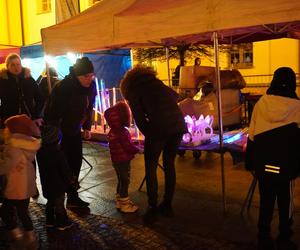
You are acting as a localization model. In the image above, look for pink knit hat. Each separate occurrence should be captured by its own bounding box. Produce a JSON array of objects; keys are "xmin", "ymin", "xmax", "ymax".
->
[{"xmin": 5, "ymin": 115, "xmax": 41, "ymax": 137}]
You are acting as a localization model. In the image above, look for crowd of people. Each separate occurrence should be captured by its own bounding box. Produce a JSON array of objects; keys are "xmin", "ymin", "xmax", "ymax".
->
[{"xmin": 1, "ymin": 52, "xmax": 300, "ymax": 250}]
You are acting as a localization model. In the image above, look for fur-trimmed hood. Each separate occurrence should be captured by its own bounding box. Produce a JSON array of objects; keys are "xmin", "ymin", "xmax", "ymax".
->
[
  {"xmin": 7, "ymin": 133, "xmax": 41, "ymax": 162},
  {"xmin": 0, "ymin": 67, "xmax": 32, "ymax": 80}
]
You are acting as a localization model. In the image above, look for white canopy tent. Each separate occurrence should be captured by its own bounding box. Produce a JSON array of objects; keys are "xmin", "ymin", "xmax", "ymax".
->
[
  {"xmin": 41, "ymin": 0, "xmax": 300, "ymax": 212},
  {"xmin": 42, "ymin": 0, "xmax": 300, "ymax": 55}
]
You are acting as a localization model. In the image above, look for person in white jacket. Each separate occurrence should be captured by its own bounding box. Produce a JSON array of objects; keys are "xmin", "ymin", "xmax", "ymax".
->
[
  {"xmin": 0, "ymin": 114, "xmax": 41, "ymax": 248},
  {"xmin": 246, "ymin": 67, "xmax": 300, "ymax": 250}
]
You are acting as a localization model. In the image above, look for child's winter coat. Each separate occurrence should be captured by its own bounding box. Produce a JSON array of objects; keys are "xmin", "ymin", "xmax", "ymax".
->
[
  {"xmin": 0, "ymin": 133, "xmax": 40, "ymax": 199},
  {"xmin": 104, "ymin": 102, "xmax": 139, "ymax": 164}
]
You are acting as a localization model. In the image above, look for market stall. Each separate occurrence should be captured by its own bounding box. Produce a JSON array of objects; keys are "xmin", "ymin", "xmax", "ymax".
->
[{"xmin": 41, "ymin": 0, "xmax": 300, "ymax": 211}]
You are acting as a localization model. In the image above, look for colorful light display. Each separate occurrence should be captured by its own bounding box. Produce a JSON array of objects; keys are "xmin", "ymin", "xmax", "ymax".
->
[{"xmin": 181, "ymin": 114, "xmax": 214, "ymax": 146}]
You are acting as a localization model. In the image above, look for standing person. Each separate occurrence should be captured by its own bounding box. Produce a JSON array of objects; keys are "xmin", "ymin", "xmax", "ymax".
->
[
  {"xmin": 0, "ymin": 53, "xmax": 43, "ymax": 201},
  {"xmin": 36, "ymin": 124, "xmax": 77, "ymax": 230},
  {"xmin": 172, "ymin": 59, "xmax": 185, "ymax": 87},
  {"xmin": 120, "ymin": 65, "xmax": 187, "ymax": 223},
  {"xmin": 245, "ymin": 67, "xmax": 300, "ymax": 250},
  {"xmin": 0, "ymin": 53, "xmax": 44, "ymax": 127},
  {"xmin": 38, "ymin": 67, "xmax": 60, "ymax": 106},
  {"xmin": 0, "ymin": 115, "xmax": 41, "ymax": 249},
  {"xmin": 44, "ymin": 57, "xmax": 96, "ymax": 208},
  {"xmin": 104, "ymin": 101, "xmax": 139, "ymax": 213}
]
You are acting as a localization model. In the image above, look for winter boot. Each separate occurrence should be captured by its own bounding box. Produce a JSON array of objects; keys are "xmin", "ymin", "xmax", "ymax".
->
[
  {"xmin": 24, "ymin": 230, "xmax": 39, "ymax": 250},
  {"xmin": 56, "ymin": 213, "xmax": 73, "ymax": 231},
  {"xmin": 119, "ymin": 197, "xmax": 138, "ymax": 213},
  {"xmin": 115, "ymin": 194, "xmax": 121, "ymax": 209}
]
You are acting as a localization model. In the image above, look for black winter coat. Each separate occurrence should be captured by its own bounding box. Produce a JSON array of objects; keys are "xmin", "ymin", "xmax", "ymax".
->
[
  {"xmin": 122, "ymin": 74, "xmax": 187, "ymax": 139},
  {"xmin": 245, "ymin": 123, "xmax": 300, "ymax": 180},
  {"xmin": 0, "ymin": 68, "xmax": 43, "ymax": 127},
  {"xmin": 44, "ymin": 71, "xmax": 96, "ymax": 136},
  {"xmin": 36, "ymin": 145, "xmax": 73, "ymax": 199}
]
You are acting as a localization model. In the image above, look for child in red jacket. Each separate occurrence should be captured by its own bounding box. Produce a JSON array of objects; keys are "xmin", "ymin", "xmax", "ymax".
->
[{"xmin": 104, "ymin": 101, "xmax": 139, "ymax": 213}]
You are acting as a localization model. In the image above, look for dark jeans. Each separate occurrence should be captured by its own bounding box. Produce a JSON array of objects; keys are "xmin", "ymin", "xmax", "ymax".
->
[
  {"xmin": 144, "ymin": 133, "xmax": 183, "ymax": 207},
  {"xmin": 46, "ymin": 194, "xmax": 68, "ymax": 222},
  {"xmin": 61, "ymin": 132, "xmax": 82, "ymax": 200},
  {"xmin": 1, "ymin": 198, "xmax": 33, "ymax": 231},
  {"xmin": 113, "ymin": 161, "xmax": 131, "ymax": 198},
  {"xmin": 258, "ymin": 176, "xmax": 294, "ymax": 239}
]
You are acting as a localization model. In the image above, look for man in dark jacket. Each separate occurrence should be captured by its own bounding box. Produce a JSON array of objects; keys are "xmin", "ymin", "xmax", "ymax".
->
[
  {"xmin": 120, "ymin": 65, "xmax": 187, "ymax": 223},
  {"xmin": 44, "ymin": 57, "xmax": 96, "ymax": 208},
  {"xmin": 245, "ymin": 67, "xmax": 300, "ymax": 250}
]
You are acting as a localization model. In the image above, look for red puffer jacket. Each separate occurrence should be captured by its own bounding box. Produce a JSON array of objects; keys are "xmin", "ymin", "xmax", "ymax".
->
[{"xmin": 104, "ymin": 102, "xmax": 139, "ymax": 164}]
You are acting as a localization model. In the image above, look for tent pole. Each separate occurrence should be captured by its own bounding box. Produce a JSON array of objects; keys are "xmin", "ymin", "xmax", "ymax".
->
[
  {"xmin": 165, "ymin": 47, "xmax": 171, "ymax": 87},
  {"xmin": 213, "ymin": 31, "xmax": 226, "ymax": 214}
]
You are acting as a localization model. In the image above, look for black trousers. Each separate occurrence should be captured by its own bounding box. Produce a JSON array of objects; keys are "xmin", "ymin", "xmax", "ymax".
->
[
  {"xmin": 113, "ymin": 161, "xmax": 131, "ymax": 198},
  {"xmin": 258, "ymin": 175, "xmax": 294, "ymax": 239},
  {"xmin": 61, "ymin": 132, "xmax": 82, "ymax": 199},
  {"xmin": 1, "ymin": 198, "xmax": 33, "ymax": 231},
  {"xmin": 144, "ymin": 134, "xmax": 182, "ymax": 207},
  {"xmin": 46, "ymin": 194, "xmax": 68, "ymax": 222}
]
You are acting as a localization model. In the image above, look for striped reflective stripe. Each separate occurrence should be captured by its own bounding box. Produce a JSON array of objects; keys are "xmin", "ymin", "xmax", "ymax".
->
[{"xmin": 264, "ymin": 165, "xmax": 280, "ymax": 174}]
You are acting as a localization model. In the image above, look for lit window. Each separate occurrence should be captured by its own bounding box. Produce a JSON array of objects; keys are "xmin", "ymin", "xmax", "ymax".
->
[
  {"xmin": 37, "ymin": 0, "xmax": 51, "ymax": 14},
  {"xmin": 230, "ymin": 43, "xmax": 253, "ymax": 69}
]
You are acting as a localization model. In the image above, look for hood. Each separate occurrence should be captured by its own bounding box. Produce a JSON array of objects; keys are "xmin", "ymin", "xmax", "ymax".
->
[
  {"xmin": 104, "ymin": 102, "xmax": 131, "ymax": 129},
  {"xmin": 249, "ymin": 94, "xmax": 300, "ymax": 139},
  {"xmin": 257, "ymin": 95, "xmax": 300, "ymax": 124},
  {"xmin": 8, "ymin": 133, "xmax": 41, "ymax": 151},
  {"xmin": 7, "ymin": 133, "xmax": 41, "ymax": 162},
  {"xmin": 0, "ymin": 67, "xmax": 32, "ymax": 80}
]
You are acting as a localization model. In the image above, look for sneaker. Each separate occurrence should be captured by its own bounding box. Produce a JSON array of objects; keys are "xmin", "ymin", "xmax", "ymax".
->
[
  {"xmin": 56, "ymin": 220, "xmax": 73, "ymax": 231},
  {"xmin": 158, "ymin": 202, "xmax": 174, "ymax": 217},
  {"xmin": 118, "ymin": 197, "xmax": 138, "ymax": 213},
  {"xmin": 67, "ymin": 197, "xmax": 89, "ymax": 208},
  {"xmin": 143, "ymin": 206, "xmax": 158, "ymax": 225}
]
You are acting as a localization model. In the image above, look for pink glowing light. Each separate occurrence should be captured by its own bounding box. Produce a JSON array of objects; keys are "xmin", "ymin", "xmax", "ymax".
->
[{"xmin": 181, "ymin": 114, "xmax": 214, "ymax": 146}]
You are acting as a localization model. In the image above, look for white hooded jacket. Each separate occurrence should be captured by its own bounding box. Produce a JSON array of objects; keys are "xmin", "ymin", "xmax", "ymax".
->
[
  {"xmin": 0, "ymin": 133, "xmax": 41, "ymax": 199},
  {"xmin": 248, "ymin": 95, "xmax": 300, "ymax": 141}
]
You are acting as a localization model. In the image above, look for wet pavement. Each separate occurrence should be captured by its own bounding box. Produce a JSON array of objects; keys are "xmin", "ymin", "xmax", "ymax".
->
[{"xmin": 1, "ymin": 141, "xmax": 300, "ymax": 249}]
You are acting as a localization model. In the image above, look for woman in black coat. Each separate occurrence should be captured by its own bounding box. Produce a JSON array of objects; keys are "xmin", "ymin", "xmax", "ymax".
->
[
  {"xmin": 120, "ymin": 65, "xmax": 187, "ymax": 223},
  {"xmin": 0, "ymin": 53, "xmax": 43, "ymax": 127}
]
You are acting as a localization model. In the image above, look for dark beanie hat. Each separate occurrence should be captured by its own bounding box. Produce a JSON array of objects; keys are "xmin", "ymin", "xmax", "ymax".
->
[
  {"xmin": 267, "ymin": 67, "xmax": 297, "ymax": 98},
  {"xmin": 73, "ymin": 57, "xmax": 94, "ymax": 76}
]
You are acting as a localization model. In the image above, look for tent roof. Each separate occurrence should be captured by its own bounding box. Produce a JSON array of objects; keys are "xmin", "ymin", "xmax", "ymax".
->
[{"xmin": 41, "ymin": 0, "xmax": 300, "ymax": 55}]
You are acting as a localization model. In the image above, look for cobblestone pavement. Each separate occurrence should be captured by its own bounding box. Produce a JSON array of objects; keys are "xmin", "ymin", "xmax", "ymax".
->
[
  {"xmin": 0, "ymin": 202, "xmax": 255, "ymax": 250},
  {"xmin": 1, "ymin": 141, "xmax": 299, "ymax": 249}
]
